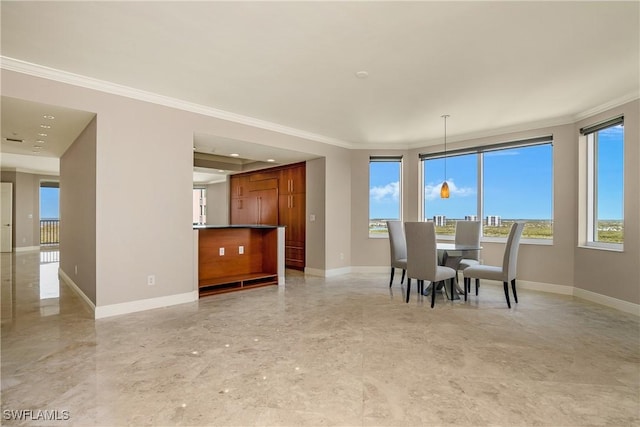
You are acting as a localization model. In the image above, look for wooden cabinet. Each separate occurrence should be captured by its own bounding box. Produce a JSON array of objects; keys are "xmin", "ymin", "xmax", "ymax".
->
[
  {"xmin": 279, "ymin": 165, "xmax": 305, "ymax": 195},
  {"xmin": 230, "ymin": 175, "xmax": 250, "ymax": 198},
  {"xmin": 230, "ymin": 178, "xmax": 278, "ymax": 226},
  {"xmin": 279, "ymin": 192, "xmax": 305, "ymax": 269},
  {"xmin": 229, "ymin": 162, "xmax": 306, "ymax": 270},
  {"xmin": 197, "ymin": 227, "xmax": 280, "ymax": 297}
]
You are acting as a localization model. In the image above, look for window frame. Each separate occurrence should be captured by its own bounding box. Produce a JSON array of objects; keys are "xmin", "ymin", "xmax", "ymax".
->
[
  {"xmin": 579, "ymin": 116, "xmax": 624, "ymax": 251},
  {"xmin": 420, "ymin": 136, "xmax": 554, "ymax": 243},
  {"xmin": 368, "ymin": 155, "xmax": 403, "ymax": 238},
  {"xmin": 193, "ymin": 187, "xmax": 207, "ymax": 225}
]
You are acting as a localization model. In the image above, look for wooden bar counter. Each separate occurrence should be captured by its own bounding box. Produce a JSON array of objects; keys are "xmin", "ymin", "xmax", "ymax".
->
[{"xmin": 194, "ymin": 225, "xmax": 285, "ymax": 297}]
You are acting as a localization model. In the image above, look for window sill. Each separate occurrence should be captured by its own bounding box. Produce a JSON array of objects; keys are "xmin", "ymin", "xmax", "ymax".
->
[{"xmin": 578, "ymin": 243, "xmax": 624, "ymax": 252}]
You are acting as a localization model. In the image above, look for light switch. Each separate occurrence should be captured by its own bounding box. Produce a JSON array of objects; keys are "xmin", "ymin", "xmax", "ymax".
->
[{"xmin": 310, "ymin": 214, "xmax": 316, "ymax": 222}]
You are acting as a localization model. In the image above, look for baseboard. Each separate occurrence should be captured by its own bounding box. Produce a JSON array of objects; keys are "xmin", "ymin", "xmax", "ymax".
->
[
  {"xmin": 573, "ymin": 288, "xmax": 640, "ymax": 316},
  {"xmin": 517, "ymin": 280, "xmax": 574, "ymax": 295},
  {"xmin": 14, "ymin": 246, "xmax": 40, "ymax": 252},
  {"xmin": 58, "ymin": 268, "xmax": 96, "ymax": 313},
  {"xmin": 94, "ymin": 291, "xmax": 199, "ymax": 319}
]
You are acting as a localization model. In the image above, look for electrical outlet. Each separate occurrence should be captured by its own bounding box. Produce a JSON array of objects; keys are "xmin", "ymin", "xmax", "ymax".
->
[
  {"xmin": 239, "ymin": 246, "xmax": 244, "ymax": 254},
  {"xmin": 219, "ymin": 247, "xmax": 225, "ymax": 256},
  {"xmin": 147, "ymin": 275, "xmax": 155, "ymax": 286}
]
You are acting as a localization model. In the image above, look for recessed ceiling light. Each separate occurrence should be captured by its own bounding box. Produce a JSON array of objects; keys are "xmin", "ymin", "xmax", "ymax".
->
[
  {"xmin": 267, "ymin": 159, "xmax": 275, "ymax": 162},
  {"xmin": 40, "ymin": 124, "xmax": 51, "ymax": 129},
  {"xmin": 230, "ymin": 153, "xmax": 240, "ymax": 157},
  {"xmin": 38, "ymin": 133, "xmax": 47, "ymax": 137},
  {"xmin": 355, "ymin": 71, "xmax": 369, "ymax": 79},
  {"xmin": 43, "ymin": 115, "xmax": 55, "ymax": 120},
  {"xmin": 218, "ymin": 170, "xmax": 225, "ymax": 173},
  {"xmin": 36, "ymin": 140, "xmax": 45, "ymax": 144}
]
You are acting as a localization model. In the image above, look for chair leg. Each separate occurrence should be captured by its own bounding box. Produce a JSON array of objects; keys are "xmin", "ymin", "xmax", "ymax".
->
[
  {"xmin": 464, "ymin": 277, "xmax": 468, "ymax": 301},
  {"xmin": 389, "ymin": 267, "xmax": 395, "ymax": 287},
  {"xmin": 450, "ymin": 278, "xmax": 454, "ymax": 302},
  {"xmin": 475, "ymin": 279, "xmax": 480, "ymax": 295},
  {"xmin": 503, "ymin": 282, "xmax": 511, "ymax": 308},
  {"xmin": 406, "ymin": 278, "xmax": 411, "ymax": 303},
  {"xmin": 431, "ymin": 280, "xmax": 436, "ymax": 308},
  {"xmin": 511, "ymin": 279, "xmax": 518, "ymax": 304},
  {"xmin": 400, "ymin": 269, "xmax": 406, "ymax": 285}
]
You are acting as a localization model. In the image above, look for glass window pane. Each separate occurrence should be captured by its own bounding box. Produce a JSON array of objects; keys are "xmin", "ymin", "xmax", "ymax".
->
[
  {"xmin": 594, "ymin": 125, "xmax": 624, "ymax": 243},
  {"xmin": 483, "ymin": 144, "xmax": 553, "ymax": 239},
  {"xmin": 423, "ymin": 153, "xmax": 477, "ymax": 236},
  {"xmin": 369, "ymin": 160, "xmax": 401, "ymax": 236}
]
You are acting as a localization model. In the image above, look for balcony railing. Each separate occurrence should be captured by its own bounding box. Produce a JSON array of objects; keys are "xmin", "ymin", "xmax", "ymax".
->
[{"xmin": 40, "ymin": 219, "xmax": 60, "ymax": 246}]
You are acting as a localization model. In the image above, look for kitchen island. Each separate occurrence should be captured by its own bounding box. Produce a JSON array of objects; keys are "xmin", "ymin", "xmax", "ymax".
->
[{"xmin": 194, "ymin": 225, "xmax": 285, "ymax": 297}]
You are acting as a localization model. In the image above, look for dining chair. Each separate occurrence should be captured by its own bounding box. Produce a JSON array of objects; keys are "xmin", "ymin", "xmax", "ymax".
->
[
  {"xmin": 462, "ymin": 222, "xmax": 525, "ymax": 308},
  {"xmin": 386, "ymin": 220, "xmax": 407, "ymax": 287},
  {"xmin": 454, "ymin": 220, "xmax": 481, "ymax": 291},
  {"xmin": 405, "ymin": 222, "xmax": 456, "ymax": 308}
]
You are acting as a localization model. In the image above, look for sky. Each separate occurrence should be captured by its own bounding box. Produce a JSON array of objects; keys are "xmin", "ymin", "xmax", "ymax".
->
[
  {"xmin": 40, "ymin": 187, "xmax": 59, "ymax": 219},
  {"xmin": 369, "ymin": 126, "xmax": 624, "ymax": 221}
]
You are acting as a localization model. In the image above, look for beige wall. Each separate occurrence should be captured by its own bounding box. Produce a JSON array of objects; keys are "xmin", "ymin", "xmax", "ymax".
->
[
  {"xmin": 574, "ymin": 100, "xmax": 639, "ymax": 304},
  {"xmin": 3, "ymin": 68, "xmax": 637, "ymax": 309},
  {"xmin": 205, "ymin": 182, "xmax": 229, "ymax": 225},
  {"xmin": 2, "ymin": 69, "xmax": 348, "ymax": 309},
  {"xmin": 306, "ymin": 157, "xmax": 326, "ymax": 271},
  {"xmin": 60, "ymin": 117, "xmax": 97, "ymax": 304}
]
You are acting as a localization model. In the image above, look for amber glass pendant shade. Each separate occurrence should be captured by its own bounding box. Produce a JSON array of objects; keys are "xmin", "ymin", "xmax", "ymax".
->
[{"xmin": 440, "ymin": 181, "xmax": 450, "ymax": 198}]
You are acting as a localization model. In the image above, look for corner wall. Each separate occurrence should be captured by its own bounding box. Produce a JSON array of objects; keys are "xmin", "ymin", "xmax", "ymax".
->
[{"xmin": 60, "ymin": 116, "xmax": 97, "ymax": 304}]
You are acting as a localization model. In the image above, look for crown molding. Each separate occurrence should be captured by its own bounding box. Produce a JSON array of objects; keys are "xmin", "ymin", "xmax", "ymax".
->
[
  {"xmin": 0, "ymin": 56, "xmax": 356, "ymax": 150},
  {"xmin": 573, "ymin": 92, "xmax": 640, "ymax": 122}
]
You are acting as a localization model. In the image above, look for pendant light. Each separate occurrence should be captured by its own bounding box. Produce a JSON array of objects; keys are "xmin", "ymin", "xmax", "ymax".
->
[{"xmin": 440, "ymin": 114, "xmax": 450, "ymax": 199}]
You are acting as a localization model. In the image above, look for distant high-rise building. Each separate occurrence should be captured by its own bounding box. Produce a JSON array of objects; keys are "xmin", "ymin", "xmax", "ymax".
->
[
  {"xmin": 486, "ymin": 215, "xmax": 501, "ymax": 226},
  {"xmin": 433, "ymin": 215, "xmax": 446, "ymax": 226},
  {"xmin": 464, "ymin": 215, "xmax": 478, "ymax": 221}
]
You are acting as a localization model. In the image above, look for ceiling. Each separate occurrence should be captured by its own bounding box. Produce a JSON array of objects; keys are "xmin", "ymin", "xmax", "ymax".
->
[{"xmin": 1, "ymin": 1, "xmax": 638, "ymax": 176}]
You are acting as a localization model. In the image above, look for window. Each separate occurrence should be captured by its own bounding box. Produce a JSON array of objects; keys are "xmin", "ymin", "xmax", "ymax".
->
[
  {"xmin": 193, "ymin": 188, "xmax": 206, "ymax": 224},
  {"xmin": 423, "ymin": 153, "xmax": 477, "ymax": 236},
  {"xmin": 483, "ymin": 144, "xmax": 553, "ymax": 239},
  {"xmin": 369, "ymin": 156, "xmax": 402, "ymax": 237},
  {"xmin": 421, "ymin": 137, "xmax": 553, "ymax": 240},
  {"xmin": 581, "ymin": 117, "xmax": 624, "ymax": 247}
]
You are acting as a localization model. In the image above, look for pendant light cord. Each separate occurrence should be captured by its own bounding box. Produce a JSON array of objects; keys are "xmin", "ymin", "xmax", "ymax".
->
[{"xmin": 442, "ymin": 114, "xmax": 449, "ymax": 181}]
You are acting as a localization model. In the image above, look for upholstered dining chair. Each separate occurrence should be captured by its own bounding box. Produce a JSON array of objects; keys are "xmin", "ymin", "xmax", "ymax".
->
[
  {"xmin": 386, "ymin": 220, "xmax": 407, "ymax": 287},
  {"xmin": 454, "ymin": 220, "xmax": 481, "ymax": 290},
  {"xmin": 463, "ymin": 222, "xmax": 525, "ymax": 308},
  {"xmin": 405, "ymin": 222, "xmax": 457, "ymax": 308}
]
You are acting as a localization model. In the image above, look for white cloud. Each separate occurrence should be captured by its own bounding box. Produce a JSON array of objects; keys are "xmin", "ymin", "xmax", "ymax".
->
[
  {"xmin": 424, "ymin": 179, "xmax": 475, "ymax": 201},
  {"xmin": 370, "ymin": 181, "xmax": 399, "ymax": 202}
]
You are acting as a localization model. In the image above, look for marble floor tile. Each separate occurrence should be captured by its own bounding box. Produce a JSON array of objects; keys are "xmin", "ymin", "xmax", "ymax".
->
[{"xmin": 1, "ymin": 250, "xmax": 639, "ymax": 426}]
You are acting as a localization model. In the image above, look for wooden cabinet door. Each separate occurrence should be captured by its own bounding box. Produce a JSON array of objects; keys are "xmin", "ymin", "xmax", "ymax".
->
[
  {"xmin": 230, "ymin": 197, "xmax": 256, "ymax": 225},
  {"xmin": 252, "ymin": 188, "xmax": 278, "ymax": 225},
  {"xmin": 279, "ymin": 164, "xmax": 305, "ymax": 194},
  {"xmin": 279, "ymin": 193, "xmax": 305, "ymax": 269},
  {"xmin": 230, "ymin": 175, "xmax": 250, "ymax": 198}
]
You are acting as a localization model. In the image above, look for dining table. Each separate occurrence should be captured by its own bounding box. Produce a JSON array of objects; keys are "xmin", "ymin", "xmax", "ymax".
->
[{"xmin": 421, "ymin": 243, "xmax": 482, "ymax": 300}]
